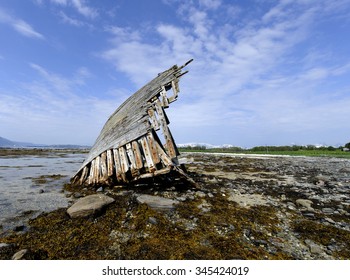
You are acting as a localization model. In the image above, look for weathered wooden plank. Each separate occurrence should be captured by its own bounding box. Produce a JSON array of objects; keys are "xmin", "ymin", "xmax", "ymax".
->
[
  {"xmin": 100, "ymin": 151, "xmax": 108, "ymax": 180},
  {"xmin": 160, "ymin": 86, "xmax": 169, "ymax": 108},
  {"xmin": 113, "ymin": 149, "xmax": 124, "ymax": 182},
  {"xmin": 140, "ymin": 136, "xmax": 156, "ymax": 172},
  {"xmin": 126, "ymin": 143, "xmax": 139, "ymax": 176},
  {"xmin": 106, "ymin": 149, "xmax": 114, "ymax": 177},
  {"xmin": 154, "ymin": 100, "xmax": 177, "ymax": 159},
  {"xmin": 87, "ymin": 160, "xmax": 95, "ymax": 185},
  {"xmin": 134, "ymin": 166, "xmax": 172, "ymax": 180},
  {"xmin": 79, "ymin": 166, "xmax": 89, "ymax": 185},
  {"xmin": 118, "ymin": 146, "xmax": 129, "ymax": 174},
  {"xmin": 147, "ymin": 107, "xmax": 160, "ymax": 130},
  {"xmin": 93, "ymin": 156, "xmax": 100, "ymax": 184},
  {"xmin": 155, "ymin": 140, "xmax": 173, "ymax": 166},
  {"xmin": 147, "ymin": 131, "xmax": 160, "ymax": 165},
  {"xmin": 132, "ymin": 140, "xmax": 143, "ymax": 169}
]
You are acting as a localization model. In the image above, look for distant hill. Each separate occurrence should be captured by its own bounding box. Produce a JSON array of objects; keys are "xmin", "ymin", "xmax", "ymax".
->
[
  {"xmin": 0, "ymin": 136, "xmax": 37, "ymax": 148},
  {"xmin": 0, "ymin": 136, "xmax": 90, "ymax": 149}
]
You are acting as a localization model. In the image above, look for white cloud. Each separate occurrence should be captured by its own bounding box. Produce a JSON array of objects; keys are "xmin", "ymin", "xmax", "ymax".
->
[
  {"xmin": 48, "ymin": 0, "xmax": 98, "ymax": 18},
  {"xmin": 0, "ymin": 8, "xmax": 44, "ymax": 39},
  {"xmin": 99, "ymin": 0, "xmax": 350, "ymax": 146},
  {"xmin": 0, "ymin": 63, "xmax": 120, "ymax": 145}
]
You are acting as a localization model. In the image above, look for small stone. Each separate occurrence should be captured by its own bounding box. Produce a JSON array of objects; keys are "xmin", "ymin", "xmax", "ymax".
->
[
  {"xmin": 148, "ymin": 217, "xmax": 158, "ymax": 225},
  {"xmin": 39, "ymin": 189, "xmax": 44, "ymax": 194},
  {"xmin": 305, "ymin": 239, "xmax": 324, "ymax": 255},
  {"xmin": 296, "ymin": 199, "xmax": 313, "ymax": 210},
  {"xmin": 322, "ymin": 208, "xmax": 334, "ymax": 214},
  {"xmin": 136, "ymin": 194, "xmax": 178, "ymax": 211},
  {"xmin": 12, "ymin": 249, "xmax": 28, "ymax": 260},
  {"xmin": 196, "ymin": 191, "xmax": 206, "ymax": 198},
  {"xmin": 96, "ymin": 187, "xmax": 103, "ymax": 192},
  {"xmin": 324, "ymin": 217, "xmax": 335, "ymax": 224},
  {"xmin": 73, "ymin": 192, "xmax": 84, "ymax": 198}
]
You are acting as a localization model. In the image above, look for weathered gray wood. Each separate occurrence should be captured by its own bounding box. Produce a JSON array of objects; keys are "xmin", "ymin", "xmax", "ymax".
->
[
  {"xmin": 113, "ymin": 149, "xmax": 123, "ymax": 182},
  {"xmin": 100, "ymin": 151, "xmax": 108, "ymax": 180},
  {"xmin": 154, "ymin": 140, "xmax": 172, "ymax": 166},
  {"xmin": 147, "ymin": 107, "xmax": 160, "ymax": 130},
  {"xmin": 134, "ymin": 166, "xmax": 172, "ymax": 180},
  {"xmin": 93, "ymin": 156, "xmax": 100, "ymax": 184},
  {"xmin": 160, "ymin": 86, "xmax": 169, "ymax": 108},
  {"xmin": 118, "ymin": 146, "xmax": 129, "ymax": 174},
  {"xmin": 106, "ymin": 149, "xmax": 114, "ymax": 177},
  {"xmin": 126, "ymin": 143, "xmax": 139, "ymax": 176},
  {"xmin": 140, "ymin": 136, "xmax": 155, "ymax": 172},
  {"xmin": 79, "ymin": 166, "xmax": 89, "ymax": 185},
  {"xmin": 132, "ymin": 140, "xmax": 143, "ymax": 170},
  {"xmin": 154, "ymin": 100, "xmax": 177, "ymax": 159},
  {"xmin": 72, "ymin": 60, "xmax": 194, "ymax": 186},
  {"xmin": 147, "ymin": 131, "xmax": 160, "ymax": 165}
]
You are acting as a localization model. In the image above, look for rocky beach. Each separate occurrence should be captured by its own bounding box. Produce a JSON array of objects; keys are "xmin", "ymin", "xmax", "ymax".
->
[{"xmin": 1, "ymin": 150, "xmax": 350, "ymax": 259}]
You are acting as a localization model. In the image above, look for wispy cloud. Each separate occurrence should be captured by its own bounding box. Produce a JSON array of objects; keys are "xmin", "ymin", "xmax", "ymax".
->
[
  {"xmin": 0, "ymin": 63, "xmax": 118, "ymax": 144},
  {"xmin": 100, "ymin": 0, "xmax": 350, "ymax": 146},
  {"xmin": 46, "ymin": 0, "xmax": 98, "ymax": 18},
  {"xmin": 0, "ymin": 8, "xmax": 44, "ymax": 39}
]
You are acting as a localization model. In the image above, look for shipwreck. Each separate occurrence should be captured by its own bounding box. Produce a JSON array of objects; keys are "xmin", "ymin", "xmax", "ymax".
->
[{"xmin": 71, "ymin": 59, "xmax": 195, "ymax": 187}]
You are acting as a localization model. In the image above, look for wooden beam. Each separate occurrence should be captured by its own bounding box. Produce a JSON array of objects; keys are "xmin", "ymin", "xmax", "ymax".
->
[
  {"xmin": 100, "ymin": 151, "xmax": 108, "ymax": 180},
  {"xmin": 154, "ymin": 100, "xmax": 177, "ymax": 159},
  {"xmin": 132, "ymin": 140, "xmax": 143, "ymax": 170},
  {"xmin": 79, "ymin": 166, "xmax": 89, "ymax": 185},
  {"xmin": 147, "ymin": 131, "xmax": 160, "ymax": 165},
  {"xmin": 160, "ymin": 86, "xmax": 169, "ymax": 108},
  {"xmin": 113, "ymin": 149, "xmax": 123, "ymax": 182},
  {"xmin": 140, "ymin": 136, "xmax": 156, "ymax": 172},
  {"xmin": 93, "ymin": 156, "xmax": 100, "ymax": 184},
  {"xmin": 147, "ymin": 107, "xmax": 160, "ymax": 130},
  {"xmin": 106, "ymin": 149, "xmax": 114, "ymax": 177},
  {"xmin": 126, "ymin": 142, "xmax": 139, "ymax": 176},
  {"xmin": 118, "ymin": 146, "xmax": 129, "ymax": 174}
]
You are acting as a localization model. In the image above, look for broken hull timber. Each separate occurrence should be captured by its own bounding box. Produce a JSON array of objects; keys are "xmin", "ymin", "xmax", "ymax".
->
[{"xmin": 71, "ymin": 60, "xmax": 194, "ymax": 187}]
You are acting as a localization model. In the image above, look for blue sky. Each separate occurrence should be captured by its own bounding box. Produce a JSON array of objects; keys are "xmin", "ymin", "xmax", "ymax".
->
[{"xmin": 0, "ymin": 0, "xmax": 350, "ymax": 147}]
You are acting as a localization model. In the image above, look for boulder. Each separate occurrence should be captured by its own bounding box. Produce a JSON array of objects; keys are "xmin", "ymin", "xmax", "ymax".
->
[
  {"xmin": 67, "ymin": 194, "xmax": 115, "ymax": 218},
  {"xmin": 136, "ymin": 194, "xmax": 178, "ymax": 211}
]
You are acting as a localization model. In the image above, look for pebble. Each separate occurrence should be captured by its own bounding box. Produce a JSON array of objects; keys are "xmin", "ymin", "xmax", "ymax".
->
[
  {"xmin": 12, "ymin": 249, "xmax": 28, "ymax": 260},
  {"xmin": 322, "ymin": 208, "xmax": 334, "ymax": 214}
]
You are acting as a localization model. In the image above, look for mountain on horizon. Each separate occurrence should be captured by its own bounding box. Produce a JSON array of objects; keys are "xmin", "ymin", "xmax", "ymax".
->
[
  {"xmin": 0, "ymin": 136, "xmax": 89, "ymax": 149},
  {"xmin": 0, "ymin": 136, "xmax": 37, "ymax": 148}
]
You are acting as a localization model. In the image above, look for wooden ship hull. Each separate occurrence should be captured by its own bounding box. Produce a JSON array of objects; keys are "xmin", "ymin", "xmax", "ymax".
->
[{"xmin": 71, "ymin": 60, "xmax": 195, "ymax": 187}]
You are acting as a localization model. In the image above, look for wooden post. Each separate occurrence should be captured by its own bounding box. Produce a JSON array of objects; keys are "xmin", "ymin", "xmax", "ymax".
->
[
  {"xmin": 106, "ymin": 149, "xmax": 114, "ymax": 177},
  {"xmin": 147, "ymin": 131, "xmax": 160, "ymax": 165},
  {"xmin": 132, "ymin": 140, "xmax": 143, "ymax": 170},
  {"xmin": 100, "ymin": 151, "xmax": 108, "ymax": 181},
  {"xmin": 154, "ymin": 99, "xmax": 177, "ymax": 159},
  {"xmin": 113, "ymin": 149, "xmax": 122, "ymax": 181},
  {"xmin": 140, "ymin": 136, "xmax": 156, "ymax": 172}
]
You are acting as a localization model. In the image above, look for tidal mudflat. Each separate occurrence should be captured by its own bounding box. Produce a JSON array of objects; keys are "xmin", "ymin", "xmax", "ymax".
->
[
  {"xmin": 1, "ymin": 151, "xmax": 350, "ymax": 260},
  {"xmin": 0, "ymin": 149, "xmax": 87, "ymax": 233}
]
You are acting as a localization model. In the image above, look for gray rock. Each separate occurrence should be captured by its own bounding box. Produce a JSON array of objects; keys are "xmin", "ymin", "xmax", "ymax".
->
[
  {"xmin": 136, "ymin": 194, "xmax": 178, "ymax": 211},
  {"xmin": 148, "ymin": 217, "xmax": 158, "ymax": 225},
  {"xmin": 67, "ymin": 194, "xmax": 115, "ymax": 218},
  {"xmin": 322, "ymin": 208, "xmax": 334, "ymax": 214},
  {"xmin": 12, "ymin": 249, "xmax": 28, "ymax": 260},
  {"xmin": 304, "ymin": 239, "xmax": 324, "ymax": 255},
  {"xmin": 296, "ymin": 199, "xmax": 313, "ymax": 210}
]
